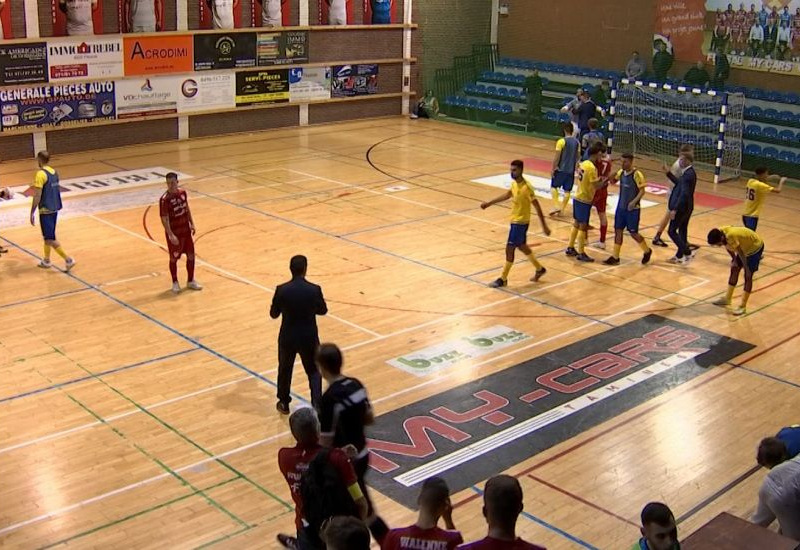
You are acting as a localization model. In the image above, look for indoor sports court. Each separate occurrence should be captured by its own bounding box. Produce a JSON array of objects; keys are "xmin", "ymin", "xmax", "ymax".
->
[{"xmin": 2, "ymin": 1, "xmax": 800, "ymax": 549}]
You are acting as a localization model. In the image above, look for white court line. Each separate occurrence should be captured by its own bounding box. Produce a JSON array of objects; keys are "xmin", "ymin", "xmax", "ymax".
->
[
  {"xmin": 0, "ymin": 277, "xmax": 710, "ymax": 536},
  {"xmin": 87, "ymin": 214, "xmax": 381, "ymax": 338},
  {"xmin": 99, "ymin": 273, "xmax": 160, "ymax": 288}
]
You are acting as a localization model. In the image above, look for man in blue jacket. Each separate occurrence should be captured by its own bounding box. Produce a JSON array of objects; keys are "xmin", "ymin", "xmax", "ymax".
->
[{"xmin": 665, "ymin": 151, "xmax": 696, "ymax": 264}]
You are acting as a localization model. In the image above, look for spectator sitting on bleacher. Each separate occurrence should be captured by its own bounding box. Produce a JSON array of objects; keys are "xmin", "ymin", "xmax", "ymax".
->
[
  {"xmin": 711, "ymin": 47, "xmax": 730, "ymax": 89},
  {"xmin": 652, "ymin": 41, "xmax": 673, "ymax": 83},
  {"xmin": 633, "ymin": 502, "xmax": 679, "ymax": 550},
  {"xmin": 682, "ymin": 61, "xmax": 710, "ymax": 88},
  {"xmin": 752, "ymin": 437, "xmax": 800, "ymax": 540},
  {"xmin": 410, "ymin": 90, "xmax": 439, "ymax": 119},
  {"xmin": 625, "ymin": 50, "xmax": 646, "ymax": 79},
  {"xmin": 591, "ymin": 80, "xmax": 610, "ymax": 109}
]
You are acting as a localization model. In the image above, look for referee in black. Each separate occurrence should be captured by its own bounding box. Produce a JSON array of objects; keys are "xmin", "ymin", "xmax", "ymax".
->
[{"xmin": 270, "ymin": 255, "xmax": 327, "ymax": 414}]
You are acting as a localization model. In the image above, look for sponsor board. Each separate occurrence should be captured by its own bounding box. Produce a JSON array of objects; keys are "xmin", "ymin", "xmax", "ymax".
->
[
  {"xmin": 332, "ymin": 64, "xmax": 378, "ymax": 97},
  {"xmin": 367, "ymin": 315, "xmax": 753, "ymax": 508},
  {"xmin": 0, "ymin": 167, "xmax": 193, "ymax": 209},
  {"xmin": 123, "ymin": 35, "xmax": 193, "ymax": 76},
  {"xmin": 470, "ymin": 174, "xmax": 660, "ymax": 211},
  {"xmin": 388, "ymin": 326, "xmax": 530, "ymax": 377},
  {"xmin": 0, "ymin": 42, "xmax": 48, "ymax": 85},
  {"xmin": 47, "ymin": 37, "xmax": 124, "ymax": 81},
  {"xmin": 0, "ymin": 81, "xmax": 115, "ymax": 132},
  {"xmin": 177, "ymin": 74, "xmax": 235, "ymax": 113},
  {"xmin": 235, "ymin": 69, "xmax": 289, "ymax": 106},
  {"xmin": 288, "ymin": 67, "xmax": 331, "ymax": 102},
  {"xmin": 115, "ymin": 77, "xmax": 180, "ymax": 119},
  {"xmin": 193, "ymin": 32, "xmax": 257, "ymax": 71},
  {"xmin": 256, "ymin": 30, "xmax": 309, "ymax": 66}
]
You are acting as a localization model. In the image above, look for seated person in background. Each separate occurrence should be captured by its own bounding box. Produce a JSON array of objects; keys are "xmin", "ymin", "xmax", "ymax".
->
[
  {"xmin": 382, "ymin": 477, "xmax": 463, "ymax": 550},
  {"xmin": 682, "ymin": 61, "xmax": 710, "ymax": 88},
  {"xmin": 323, "ymin": 517, "xmax": 372, "ymax": 550},
  {"xmin": 711, "ymin": 47, "xmax": 730, "ymax": 89},
  {"xmin": 776, "ymin": 21, "xmax": 791, "ymax": 60},
  {"xmin": 752, "ymin": 438, "xmax": 800, "ymax": 540},
  {"xmin": 632, "ymin": 502, "xmax": 679, "ymax": 550},
  {"xmin": 748, "ymin": 19, "xmax": 764, "ymax": 56},
  {"xmin": 625, "ymin": 51, "xmax": 646, "ymax": 79},
  {"xmin": 457, "ymin": 475, "xmax": 546, "ymax": 549},
  {"xmin": 410, "ymin": 90, "xmax": 439, "ymax": 119},
  {"xmin": 652, "ymin": 41, "xmax": 673, "ymax": 82}
]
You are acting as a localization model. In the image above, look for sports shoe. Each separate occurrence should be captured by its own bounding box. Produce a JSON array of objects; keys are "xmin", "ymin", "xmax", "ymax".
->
[
  {"xmin": 592, "ymin": 241, "xmax": 606, "ymax": 250},
  {"xmin": 409, "ymin": 113, "xmax": 419, "ymax": 119},
  {"xmin": 0, "ymin": 245, "xmax": 8, "ymax": 254},
  {"xmin": 667, "ymin": 256, "xmax": 684, "ymax": 264},
  {"xmin": 732, "ymin": 306, "xmax": 747, "ymax": 316},
  {"xmin": 565, "ymin": 247, "xmax": 578, "ymax": 257},
  {"xmin": 276, "ymin": 401, "xmax": 290, "ymax": 415},
  {"xmin": 171, "ymin": 282, "xmax": 181, "ymax": 294},
  {"xmin": 488, "ymin": 278, "xmax": 506, "ymax": 288},
  {"xmin": 549, "ymin": 208, "xmax": 561, "ymax": 216},
  {"xmin": 276, "ymin": 534, "xmax": 298, "ymax": 549},
  {"xmin": 65, "ymin": 258, "xmax": 76, "ymax": 272},
  {"xmin": 603, "ymin": 256, "xmax": 620, "ymax": 265},
  {"xmin": 576, "ymin": 253, "xmax": 595, "ymax": 263},
  {"xmin": 187, "ymin": 280, "xmax": 203, "ymax": 291},
  {"xmin": 712, "ymin": 298, "xmax": 731, "ymax": 307},
  {"xmin": 642, "ymin": 249, "xmax": 652, "ymax": 265},
  {"xmin": 38, "ymin": 259, "xmax": 52, "ymax": 269},
  {"xmin": 652, "ymin": 237, "xmax": 669, "ymax": 247},
  {"xmin": 531, "ymin": 267, "xmax": 547, "ymax": 282}
]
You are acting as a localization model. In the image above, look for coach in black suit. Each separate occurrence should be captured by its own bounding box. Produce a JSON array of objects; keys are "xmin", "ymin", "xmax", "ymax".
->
[
  {"xmin": 270, "ymin": 255, "xmax": 327, "ymax": 414},
  {"xmin": 666, "ymin": 151, "xmax": 697, "ymax": 263}
]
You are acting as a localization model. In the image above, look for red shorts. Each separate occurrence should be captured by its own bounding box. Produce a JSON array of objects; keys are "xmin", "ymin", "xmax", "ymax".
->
[
  {"xmin": 592, "ymin": 187, "xmax": 608, "ymax": 213},
  {"xmin": 166, "ymin": 230, "xmax": 194, "ymax": 259}
]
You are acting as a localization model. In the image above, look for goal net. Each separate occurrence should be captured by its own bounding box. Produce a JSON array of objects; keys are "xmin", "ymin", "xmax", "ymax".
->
[{"xmin": 611, "ymin": 81, "xmax": 744, "ymax": 183}]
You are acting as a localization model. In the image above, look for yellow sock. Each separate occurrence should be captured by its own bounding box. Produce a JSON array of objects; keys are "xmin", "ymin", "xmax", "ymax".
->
[
  {"xmin": 741, "ymin": 291, "xmax": 751, "ymax": 308},
  {"xmin": 725, "ymin": 285, "xmax": 735, "ymax": 304},
  {"xmin": 613, "ymin": 243, "xmax": 622, "ymax": 259},
  {"xmin": 577, "ymin": 230, "xmax": 587, "ymax": 254},
  {"xmin": 501, "ymin": 261, "xmax": 513, "ymax": 281},
  {"xmin": 568, "ymin": 227, "xmax": 579, "ymax": 248},
  {"xmin": 526, "ymin": 253, "xmax": 542, "ymax": 270},
  {"xmin": 43, "ymin": 244, "xmax": 51, "ymax": 260},
  {"xmin": 550, "ymin": 188, "xmax": 560, "ymax": 206},
  {"xmin": 54, "ymin": 246, "xmax": 68, "ymax": 260},
  {"xmin": 638, "ymin": 240, "xmax": 650, "ymax": 253},
  {"xmin": 560, "ymin": 191, "xmax": 571, "ymax": 211}
]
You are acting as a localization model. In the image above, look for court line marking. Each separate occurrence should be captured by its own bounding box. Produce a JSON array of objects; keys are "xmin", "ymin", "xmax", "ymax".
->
[
  {"xmin": 675, "ymin": 464, "xmax": 762, "ymax": 525},
  {"xmin": 98, "ymin": 272, "xmax": 160, "ymax": 287},
  {"xmin": 0, "ymin": 287, "xmax": 90, "ymax": 310}
]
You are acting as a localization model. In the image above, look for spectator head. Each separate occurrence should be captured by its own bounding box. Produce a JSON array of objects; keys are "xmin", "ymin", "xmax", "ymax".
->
[
  {"xmin": 575, "ymin": 87, "xmax": 583, "ymax": 97},
  {"xmin": 679, "ymin": 151, "xmax": 694, "ymax": 167},
  {"xmin": 588, "ymin": 118, "xmax": 599, "ymax": 131},
  {"xmin": 288, "ymin": 407, "xmax": 320, "ymax": 446},
  {"xmin": 621, "ymin": 153, "xmax": 634, "ymax": 171},
  {"xmin": 322, "ymin": 516, "xmax": 370, "ymax": 550},
  {"xmin": 754, "ymin": 166, "xmax": 770, "ymax": 178},
  {"xmin": 289, "ymin": 255, "xmax": 308, "ymax": 277},
  {"xmin": 706, "ymin": 228, "xmax": 726, "ymax": 247},
  {"xmin": 639, "ymin": 502, "xmax": 678, "ymax": 550},
  {"xmin": 757, "ymin": 437, "xmax": 789, "ymax": 469},
  {"xmin": 579, "ymin": 90, "xmax": 590, "ymax": 101},
  {"xmin": 316, "ymin": 343, "xmax": 343, "ymax": 378},
  {"xmin": 632, "ymin": 50, "xmax": 640, "ymax": 59},
  {"xmin": 562, "ymin": 121, "xmax": 574, "ymax": 136},
  {"xmin": 657, "ymin": 41, "xmax": 667, "ymax": 52},
  {"xmin": 36, "ymin": 150, "xmax": 50, "ymax": 167},
  {"xmin": 482, "ymin": 475, "xmax": 524, "ymax": 535},
  {"xmin": 417, "ymin": 477, "xmax": 452, "ymax": 518},
  {"xmin": 679, "ymin": 144, "xmax": 695, "ymax": 154},
  {"xmin": 510, "ymin": 159, "xmax": 524, "ymax": 180},
  {"xmin": 600, "ymin": 80, "xmax": 610, "ymax": 90}
]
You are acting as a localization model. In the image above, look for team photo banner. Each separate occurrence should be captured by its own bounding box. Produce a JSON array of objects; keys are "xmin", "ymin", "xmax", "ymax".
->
[{"xmin": 0, "ymin": 81, "xmax": 115, "ymax": 132}]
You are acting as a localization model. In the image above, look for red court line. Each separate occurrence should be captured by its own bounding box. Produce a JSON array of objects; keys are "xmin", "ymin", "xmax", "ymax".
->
[
  {"xmin": 736, "ymin": 327, "xmax": 800, "ymax": 366},
  {"xmin": 527, "ymin": 473, "xmax": 639, "ymax": 528},
  {"xmin": 142, "ymin": 205, "xmax": 156, "ymax": 243}
]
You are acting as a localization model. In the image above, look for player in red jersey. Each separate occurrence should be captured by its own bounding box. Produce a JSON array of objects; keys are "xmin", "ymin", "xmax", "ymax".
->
[
  {"xmin": 590, "ymin": 145, "xmax": 611, "ymax": 250},
  {"xmin": 159, "ymin": 172, "xmax": 202, "ymax": 294},
  {"xmin": 731, "ymin": 22, "xmax": 747, "ymax": 55}
]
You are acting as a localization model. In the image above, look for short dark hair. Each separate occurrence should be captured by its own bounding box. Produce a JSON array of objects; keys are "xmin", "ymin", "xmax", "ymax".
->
[
  {"xmin": 757, "ymin": 437, "xmax": 788, "ymax": 468},
  {"xmin": 289, "ymin": 255, "xmax": 307, "ymax": 277},
  {"xmin": 484, "ymin": 475, "xmax": 523, "ymax": 527},
  {"xmin": 511, "ymin": 159, "xmax": 524, "ymax": 170},
  {"xmin": 165, "ymin": 172, "xmax": 178, "ymax": 181},
  {"xmin": 562, "ymin": 121, "xmax": 574, "ymax": 135},
  {"xmin": 316, "ymin": 343, "xmax": 343, "ymax": 375},
  {"xmin": 641, "ymin": 502, "xmax": 674, "ymax": 527},
  {"xmin": 682, "ymin": 151, "xmax": 694, "ymax": 163},
  {"xmin": 322, "ymin": 516, "xmax": 370, "ymax": 550},
  {"xmin": 588, "ymin": 118, "xmax": 599, "ymax": 130},
  {"xmin": 632, "ymin": 50, "xmax": 639, "ymax": 55},
  {"xmin": 588, "ymin": 142, "xmax": 605, "ymax": 156},
  {"xmin": 621, "ymin": 152, "xmax": 634, "ymax": 160},
  {"xmin": 754, "ymin": 166, "xmax": 769, "ymax": 177},
  {"xmin": 418, "ymin": 477, "xmax": 450, "ymax": 510},
  {"xmin": 679, "ymin": 144, "xmax": 695, "ymax": 153},
  {"xmin": 707, "ymin": 228, "xmax": 724, "ymax": 245},
  {"xmin": 37, "ymin": 151, "xmax": 50, "ymax": 164}
]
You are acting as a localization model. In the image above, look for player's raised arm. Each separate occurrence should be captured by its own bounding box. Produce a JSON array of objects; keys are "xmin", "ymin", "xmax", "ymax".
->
[{"xmin": 480, "ymin": 190, "xmax": 512, "ymax": 209}]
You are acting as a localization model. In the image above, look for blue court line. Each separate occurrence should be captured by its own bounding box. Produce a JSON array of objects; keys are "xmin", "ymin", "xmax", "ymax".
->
[
  {"xmin": 0, "ymin": 348, "xmax": 197, "ymax": 404},
  {"xmin": 0, "ymin": 287, "xmax": 91, "ymax": 310},
  {"xmin": 340, "ymin": 210, "xmax": 456, "ymax": 237},
  {"xmin": 0, "ymin": 236, "xmax": 309, "ymax": 405},
  {"xmin": 469, "ymin": 485, "xmax": 599, "ymax": 550}
]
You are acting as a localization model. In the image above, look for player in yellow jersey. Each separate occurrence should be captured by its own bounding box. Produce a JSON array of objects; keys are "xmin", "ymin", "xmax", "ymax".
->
[
  {"xmin": 707, "ymin": 225, "xmax": 764, "ymax": 315},
  {"xmin": 481, "ymin": 160, "xmax": 551, "ymax": 288},
  {"xmin": 743, "ymin": 167, "xmax": 785, "ymax": 231},
  {"xmin": 566, "ymin": 142, "xmax": 607, "ymax": 262}
]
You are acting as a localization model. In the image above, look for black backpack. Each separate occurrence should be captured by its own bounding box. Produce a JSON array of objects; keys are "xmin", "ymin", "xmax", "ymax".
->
[{"xmin": 300, "ymin": 449, "xmax": 359, "ymax": 541}]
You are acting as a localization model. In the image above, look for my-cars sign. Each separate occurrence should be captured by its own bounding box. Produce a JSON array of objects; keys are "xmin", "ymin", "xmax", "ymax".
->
[
  {"xmin": 48, "ymin": 37, "xmax": 123, "ymax": 80},
  {"xmin": 366, "ymin": 315, "xmax": 753, "ymax": 508}
]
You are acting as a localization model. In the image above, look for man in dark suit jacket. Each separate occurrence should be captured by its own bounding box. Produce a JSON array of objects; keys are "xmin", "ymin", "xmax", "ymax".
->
[
  {"xmin": 666, "ymin": 152, "xmax": 697, "ymax": 264},
  {"xmin": 270, "ymin": 255, "xmax": 327, "ymax": 414}
]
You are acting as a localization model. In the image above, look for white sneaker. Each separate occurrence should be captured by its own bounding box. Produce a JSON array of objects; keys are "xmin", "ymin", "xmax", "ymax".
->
[
  {"xmin": 65, "ymin": 258, "xmax": 76, "ymax": 271},
  {"xmin": 732, "ymin": 306, "xmax": 747, "ymax": 316},
  {"xmin": 187, "ymin": 280, "xmax": 203, "ymax": 291},
  {"xmin": 591, "ymin": 242, "xmax": 606, "ymax": 250},
  {"xmin": 171, "ymin": 282, "xmax": 181, "ymax": 294},
  {"xmin": 712, "ymin": 298, "xmax": 730, "ymax": 307},
  {"xmin": 38, "ymin": 259, "xmax": 52, "ymax": 269},
  {"xmin": 667, "ymin": 256, "xmax": 684, "ymax": 264}
]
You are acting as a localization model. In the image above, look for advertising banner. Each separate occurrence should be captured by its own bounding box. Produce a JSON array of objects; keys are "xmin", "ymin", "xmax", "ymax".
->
[
  {"xmin": 288, "ymin": 67, "xmax": 330, "ymax": 102},
  {"xmin": 331, "ymin": 64, "xmax": 378, "ymax": 97},
  {"xmin": 0, "ymin": 43, "xmax": 48, "ymax": 85},
  {"xmin": 52, "ymin": 0, "xmax": 104, "ymax": 36},
  {"xmin": 0, "ymin": 81, "xmax": 115, "ymax": 132},
  {"xmin": 178, "ymin": 74, "xmax": 235, "ymax": 112},
  {"xmin": 47, "ymin": 37, "xmax": 124, "ymax": 81},
  {"xmin": 235, "ymin": 68, "xmax": 288, "ymax": 106},
  {"xmin": 193, "ymin": 32, "xmax": 256, "ymax": 70},
  {"xmin": 115, "ymin": 76, "xmax": 179, "ymax": 118},
  {"xmin": 256, "ymin": 31, "xmax": 308, "ymax": 66},
  {"xmin": 123, "ymin": 35, "xmax": 193, "ymax": 75}
]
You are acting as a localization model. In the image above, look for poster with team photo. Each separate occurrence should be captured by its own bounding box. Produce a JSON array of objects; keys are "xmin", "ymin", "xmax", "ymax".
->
[
  {"xmin": 0, "ymin": 43, "xmax": 48, "ymax": 86},
  {"xmin": 331, "ymin": 64, "xmax": 378, "ymax": 97},
  {"xmin": 256, "ymin": 31, "xmax": 308, "ymax": 65},
  {"xmin": 319, "ymin": 0, "xmax": 352, "ymax": 25},
  {"xmin": 363, "ymin": 0, "xmax": 394, "ymax": 24},
  {"xmin": 0, "ymin": 82, "xmax": 115, "ymax": 132},
  {"xmin": 235, "ymin": 69, "xmax": 289, "ymax": 106},
  {"xmin": 119, "ymin": 0, "xmax": 164, "ymax": 33},
  {"xmin": 193, "ymin": 33, "xmax": 256, "ymax": 70},
  {"xmin": 0, "ymin": 0, "xmax": 13, "ymax": 39},
  {"xmin": 251, "ymin": 0, "xmax": 290, "ymax": 27},
  {"xmin": 289, "ymin": 67, "xmax": 330, "ymax": 101},
  {"xmin": 199, "ymin": 0, "xmax": 243, "ymax": 29},
  {"xmin": 52, "ymin": 0, "xmax": 104, "ymax": 36}
]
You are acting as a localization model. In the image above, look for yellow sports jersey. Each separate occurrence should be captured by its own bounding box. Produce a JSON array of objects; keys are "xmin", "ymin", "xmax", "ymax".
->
[
  {"xmin": 34, "ymin": 166, "xmax": 57, "ymax": 214},
  {"xmin": 743, "ymin": 178, "xmax": 774, "ymax": 217},
  {"xmin": 509, "ymin": 177, "xmax": 535, "ymax": 223},
  {"xmin": 575, "ymin": 160, "xmax": 599, "ymax": 203},
  {"xmin": 721, "ymin": 225, "xmax": 763, "ymax": 256}
]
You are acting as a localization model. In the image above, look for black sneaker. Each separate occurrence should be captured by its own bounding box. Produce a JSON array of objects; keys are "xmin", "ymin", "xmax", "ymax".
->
[
  {"xmin": 277, "ymin": 534, "xmax": 299, "ymax": 549},
  {"xmin": 652, "ymin": 237, "xmax": 668, "ymax": 247},
  {"xmin": 576, "ymin": 253, "xmax": 595, "ymax": 263},
  {"xmin": 488, "ymin": 278, "xmax": 506, "ymax": 288},
  {"xmin": 565, "ymin": 247, "xmax": 578, "ymax": 256},
  {"xmin": 276, "ymin": 401, "xmax": 290, "ymax": 415},
  {"xmin": 603, "ymin": 256, "xmax": 620, "ymax": 265},
  {"xmin": 642, "ymin": 249, "xmax": 652, "ymax": 265},
  {"xmin": 531, "ymin": 267, "xmax": 547, "ymax": 282}
]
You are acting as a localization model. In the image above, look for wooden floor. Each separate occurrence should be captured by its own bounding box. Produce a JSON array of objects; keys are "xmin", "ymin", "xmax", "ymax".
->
[{"xmin": 1, "ymin": 118, "xmax": 800, "ymax": 549}]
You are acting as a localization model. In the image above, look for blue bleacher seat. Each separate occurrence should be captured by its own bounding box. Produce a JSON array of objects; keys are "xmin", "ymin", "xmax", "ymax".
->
[
  {"xmin": 682, "ymin": 133, "xmax": 697, "ymax": 144},
  {"xmin": 744, "ymin": 143, "xmax": 762, "ymax": 156},
  {"xmin": 766, "ymin": 91, "xmax": 785, "ymax": 103},
  {"xmin": 479, "ymin": 100, "xmax": 491, "ymax": 111},
  {"xmin": 763, "ymin": 108, "xmax": 779, "ymax": 121},
  {"xmin": 779, "ymin": 129, "xmax": 795, "ymax": 142},
  {"xmin": 745, "ymin": 106, "xmax": 763, "ymax": 119},
  {"xmin": 744, "ymin": 124, "xmax": 761, "ymax": 138},
  {"xmin": 762, "ymin": 147, "xmax": 780, "ymax": 159},
  {"xmin": 514, "ymin": 74, "xmax": 525, "ymax": 84},
  {"xmin": 497, "ymin": 87, "xmax": 508, "ymax": 96},
  {"xmin": 667, "ymin": 130, "xmax": 682, "ymax": 142},
  {"xmin": 501, "ymin": 104, "xmax": 513, "ymax": 114},
  {"xmin": 558, "ymin": 112, "xmax": 570, "ymax": 122},
  {"xmin": 784, "ymin": 92, "xmax": 800, "ymax": 105},
  {"xmin": 468, "ymin": 98, "xmax": 480, "ymax": 107},
  {"xmin": 797, "ymin": 130, "xmax": 800, "ymax": 142},
  {"xmin": 481, "ymin": 71, "xmax": 493, "ymax": 80},
  {"xmin": 700, "ymin": 117, "xmax": 715, "ymax": 129},
  {"xmin": 762, "ymin": 127, "xmax": 779, "ymax": 140},
  {"xmin": 779, "ymin": 150, "xmax": 796, "ymax": 164},
  {"xmin": 697, "ymin": 135, "xmax": 714, "ymax": 147},
  {"xmin": 486, "ymin": 85, "xmax": 497, "ymax": 95},
  {"xmin": 508, "ymin": 88, "xmax": 520, "ymax": 98},
  {"xmin": 476, "ymin": 84, "xmax": 487, "ymax": 94},
  {"xmin": 642, "ymin": 108, "xmax": 655, "ymax": 121},
  {"xmin": 685, "ymin": 114, "xmax": 699, "ymax": 127},
  {"xmin": 545, "ymin": 111, "xmax": 558, "ymax": 122},
  {"xmin": 778, "ymin": 111, "xmax": 795, "ymax": 124},
  {"xmin": 669, "ymin": 112, "xmax": 683, "ymax": 125}
]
